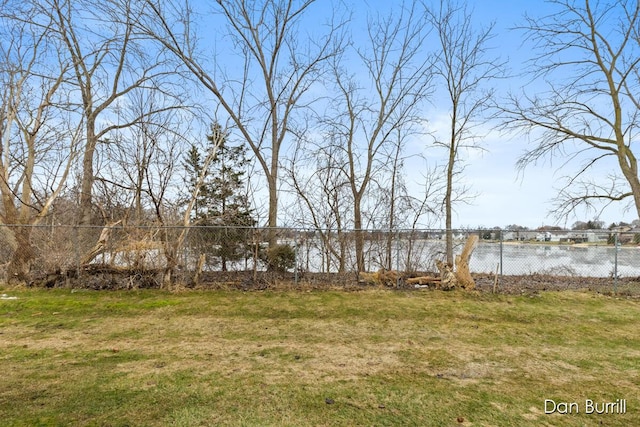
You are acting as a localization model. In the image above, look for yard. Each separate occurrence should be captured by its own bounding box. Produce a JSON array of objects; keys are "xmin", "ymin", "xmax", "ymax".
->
[{"xmin": 0, "ymin": 287, "xmax": 638, "ymax": 426}]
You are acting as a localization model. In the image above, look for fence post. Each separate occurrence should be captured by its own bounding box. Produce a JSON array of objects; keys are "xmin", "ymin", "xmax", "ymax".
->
[
  {"xmin": 614, "ymin": 233, "xmax": 619, "ymax": 294},
  {"xmin": 395, "ymin": 229, "xmax": 400, "ymax": 287},
  {"xmin": 294, "ymin": 229, "xmax": 298, "ymax": 286},
  {"xmin": 499, "ymin": 230, "xmax": 503, "ymax": 277}
]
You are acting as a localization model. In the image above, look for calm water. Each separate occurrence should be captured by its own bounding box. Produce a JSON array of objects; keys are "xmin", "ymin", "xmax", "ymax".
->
[
  {"xmin": 471, "ymin": 243, "xmax": 640, "ymax": 277},
  {"xmin": 294, "ymin": 240, "xmax": 640, "ymax": 277},
  {"xmin": 192, "ymin": 238, "xmax": 640, "ymax": 278}
]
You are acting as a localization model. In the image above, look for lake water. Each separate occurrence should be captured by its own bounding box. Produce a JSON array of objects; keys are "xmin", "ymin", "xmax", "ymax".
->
[
  {"xmin": 294, "ymin": 239, "xmax": 640, "ymax": 278},
  {"xmin": 471, "ymin": 243, "xmax": 640, "ymax": 277}
]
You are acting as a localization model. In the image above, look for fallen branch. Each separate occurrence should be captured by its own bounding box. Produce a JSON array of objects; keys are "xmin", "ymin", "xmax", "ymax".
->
[
  {"xmin": 80, "ymin": 221, "xmax": 122, "ymax": 266},
  {"xmin": 358, "ymin": 268, "xmax": 400, "ymax": 287},
  {"xmin": 406, "ymin": 276, "xmax": 440, "ymax": 286}
]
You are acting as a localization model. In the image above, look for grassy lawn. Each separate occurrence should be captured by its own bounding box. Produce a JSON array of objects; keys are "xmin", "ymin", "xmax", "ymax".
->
[{"xmin": 0, "ymin": 287, "xmax": 638, "ymax": 426}]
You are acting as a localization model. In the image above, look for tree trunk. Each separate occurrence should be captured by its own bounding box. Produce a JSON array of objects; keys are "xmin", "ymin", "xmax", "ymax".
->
[
  {"xmin": 80, "ymin": 221, "xmax": 121, "ymax": 265},
  {"xmin": 160, "ymin": 226, "xmax": 188, "ymax": 288},
  {"xmin": 386, "ymin": 151, "xmax": 399, "ymax": 270},
  {"xmin": 434, "ymin": 234, "xmax": 478, "ymax": 291},
  {"xmin": 631, "ymin": 179, "xmax": 640, "ymax": 222},
  {"xmin": 617, "ymin": 147, "xmax": 640, "ymax": 221},
  {"xmin": 321, "ymin": 230, "xmax": 346, "ymax": 273},
  {"xmin": 267, "ymin": 158, "xmax": 279, "ymax": 248},
  {"xmin": 162, "ymin": 246, "xmax": 177, "ymax": 289},
  {"xmin": 338, "ymin": 231, "xmax": 346, "ymax": 273},
  {"xmin": 79, "ymin": 120, "xmax": 97, "ymax": 227},
  {"xmin": 445, "ymin": 128, "xmax": 456, "ymax": 266},
  {"xmin": 193, "ymin": 253, "xmax": 206, "ymax": 286},
  {"xmin": 7, "ymin": 226, "xmax": 35, "ymax": 283},
  {"xmin": 353, "ymin": 198, "xmax": 365, "ymax": 273}
]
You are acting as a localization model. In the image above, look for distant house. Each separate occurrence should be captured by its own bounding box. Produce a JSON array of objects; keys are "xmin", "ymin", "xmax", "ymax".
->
[
  {"xmin": 503, "ymin": 230, "xmax": 537, "ymax": 241},
  {"xmin": 433, "ymin": 231, "xmax": 470, "ymax": 240},
  {"xmin": 484, "ymin": 228, "xmax": 611, "ymax": 243},
  {"xmin": 617, "ymin": 227, "xmax": 640, "ymax": 244},
  {"xmin": 534, "ymin": 229, "xmax": 608, "ymax": 243},
  {"xmin": 535, "ymin": 231, "xmax": 553, "ymax": 242}
]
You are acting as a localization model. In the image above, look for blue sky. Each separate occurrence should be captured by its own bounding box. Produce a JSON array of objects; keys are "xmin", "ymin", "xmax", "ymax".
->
[
  {"xmin": 342, "ymin": 0, "xmax": 637, "ymax": 229},
  {"xmin": 195, "ymin": 0, "xmax": 636, "ymax": 230}
]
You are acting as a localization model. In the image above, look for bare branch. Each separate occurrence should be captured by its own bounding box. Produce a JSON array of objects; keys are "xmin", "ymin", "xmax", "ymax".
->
[
  {"xmin": 325, "ymin": 2, "xmax": 434, "ymax": 271},
  {"xmin": 500, "ymin": 0, "xmax": 640, "ymax": 221},
  {"xmin": 136, "ymin": 0, "xmax": 348, "ymax": 239},
  {"xmin": 426, "ymin": 0, "xmax": 504, "ymax": 264}
]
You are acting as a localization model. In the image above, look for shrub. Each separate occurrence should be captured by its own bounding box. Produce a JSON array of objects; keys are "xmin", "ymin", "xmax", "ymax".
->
[{"xmin": 264, "ymin": 244, "xmax": 295, "ymax": 272}]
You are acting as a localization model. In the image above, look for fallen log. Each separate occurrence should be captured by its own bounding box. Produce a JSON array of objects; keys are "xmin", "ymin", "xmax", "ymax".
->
[
  {"xmin": 358, "ymin": 268, "xmax": 400, "ymax": 287},
  {"xmin": 406, "ymin": 276, "xmax": 440, "ymax": 286}
]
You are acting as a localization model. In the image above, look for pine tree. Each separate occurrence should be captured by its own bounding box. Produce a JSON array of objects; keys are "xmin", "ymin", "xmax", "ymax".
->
[
  {"xmin": 183, "ymin": 144, "xmax": 208, "ymax": 220},
  {"xmin": 184, "ymin": 122, "xmax": 255, "ymax": 271}
]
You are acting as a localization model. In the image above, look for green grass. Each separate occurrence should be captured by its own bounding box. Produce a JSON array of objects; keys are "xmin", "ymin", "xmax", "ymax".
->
[{"xmin": 0, "ymin": 287, "xmax": 638, "ymax": 426}]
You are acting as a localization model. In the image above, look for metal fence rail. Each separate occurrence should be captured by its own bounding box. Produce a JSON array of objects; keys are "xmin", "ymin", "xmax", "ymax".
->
[{"xmin": 0, "ymin": 224, "xmax": 637, "ymax": 291}]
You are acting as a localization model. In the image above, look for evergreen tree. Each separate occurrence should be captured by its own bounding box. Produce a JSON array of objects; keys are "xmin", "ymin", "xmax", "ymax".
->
[
  {"xmin": 183, "ymin": 144, "xmax": 208, "ymax": 220},
  {"xmin": 206, "ymin": 123, "xmax": 255, "ymax": 270},
  {"xmin": 184, "ymin": 122, "xmax": 255, "ymax": 271}
]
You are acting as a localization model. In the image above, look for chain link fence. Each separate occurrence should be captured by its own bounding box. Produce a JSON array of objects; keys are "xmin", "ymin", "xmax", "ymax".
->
[{"xmin": 0, "ymin": 224, "xmax": 638, "ymax": 293}]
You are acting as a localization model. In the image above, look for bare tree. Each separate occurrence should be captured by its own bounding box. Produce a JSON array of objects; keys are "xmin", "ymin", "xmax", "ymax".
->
[
  {"xmin": 403, "ymin": 164, "xmax": 446, "ymax": 272},
  {"xmin": 326, "ymin": 3, "xmax": 434, "ymax": 272},
  {"xmin": 0, "ymin": 7, "xmax": 81, "ymax": 281},
  {"xmin": 94, "ymin": 88, "xmax": 220, "ymax": 286},
  {"xmin": 426, "ymin": 0, "xmax": 504, "ymax": 265},
  {"xmin": 38, "ymin": 0, "xmax": 179, "ymax": 228},
  {"xmin": 94, "ymin": 90, "xmax": 183, "ymax": 227},
  {"xmin": 500, "ymin": 0, "xmax": 640, "ymax": 221},
  {"xmin": 135, "ymin": 0, "xmax": 347, "ymax": 246},
  {"xmin": 377, "ymin": 129, "xmax": 434, "ymax": 271},
  {"xmin": 284, "ymin": 133, "xmax": 352, "ymax": 272}
]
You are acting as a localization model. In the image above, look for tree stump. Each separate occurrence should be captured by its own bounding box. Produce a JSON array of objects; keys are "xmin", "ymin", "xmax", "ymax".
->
[
  {"xmin": 455, "ymin": 235, "xmax": 478, "ymax": 290},
  {"xmin": 435, "ymin": 259, "xmax": 457, "ymax": 290},
  {"xmin": 434, "ymin": 234, "xmax": 478, "ymax": 291}
]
